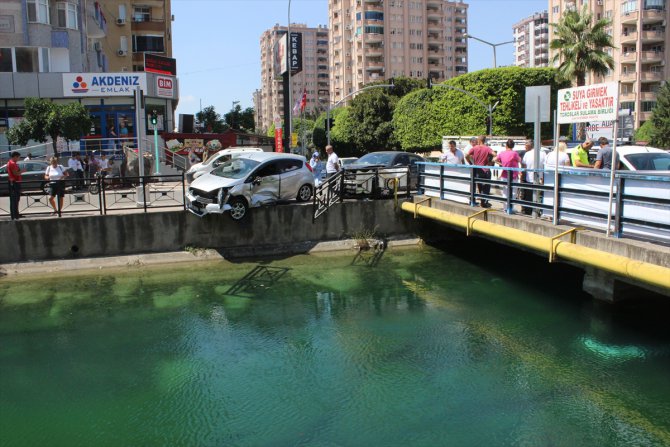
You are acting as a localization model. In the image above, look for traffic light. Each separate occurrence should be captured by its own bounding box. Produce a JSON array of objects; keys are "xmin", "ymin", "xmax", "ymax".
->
[
  {"xmin": 328, "ymin": 117, "xmax": 335, "ymax": 129},
  {"xmin": 150, "ymin": 110, "xmax": 158, "ymax": 126}
]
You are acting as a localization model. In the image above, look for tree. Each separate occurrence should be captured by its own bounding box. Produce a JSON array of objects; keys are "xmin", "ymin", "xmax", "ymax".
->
[
  {"xmin": 392, "ymin": 67, "xmax": 570, "ymax": 152},
  {"xmin": 650, "ymin": 81, "xmax": 670, "ymax": 149},
  {"xmin": 550, "ymin": 5, "xmax": 615, "ymax": 139},
  {"xmin": 634, "ymin": 120, "xmax": 654, "ymax": 144},
  {"xmin": 224, "ymin": 105, "xmax": 255, "ymax": 132},
  {"xmin": 196, "ymin": 105, "xmax": 227, "ymax": 133},
  {"xmin": 6, "ymin": 98, "xmax": 91, "ymax": 156}
]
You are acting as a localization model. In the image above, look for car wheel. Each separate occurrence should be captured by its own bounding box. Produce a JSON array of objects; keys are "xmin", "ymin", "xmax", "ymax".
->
[
  {"xmin": 229, "ymin": 197, "xmax": 248, "ymax": 221},
  {"xmin": 296, "ymin": 184, "xmax": 313, "ymax": 202}
]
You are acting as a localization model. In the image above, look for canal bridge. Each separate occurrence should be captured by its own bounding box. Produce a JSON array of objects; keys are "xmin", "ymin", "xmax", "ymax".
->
[{"xmin": 400, "ymin": 162, "xmax": 670, "ymax": 302}]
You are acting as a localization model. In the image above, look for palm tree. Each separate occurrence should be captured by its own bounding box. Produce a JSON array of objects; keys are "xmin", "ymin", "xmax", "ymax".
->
[{"xmin": 550, "ymin": 5, "xmax": 616, "ymax": 87}]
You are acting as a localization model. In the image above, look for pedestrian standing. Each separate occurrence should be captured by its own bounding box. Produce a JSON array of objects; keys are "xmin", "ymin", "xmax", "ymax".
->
[
  {"xmin": 466, "ymin": 135, "xmax": 495, "ymax": 208},
  {"xmin": 325, "ymin": 145, "xmax": 340, "ymax": 178},
  {"xmin": 7, "ymin": 151, "xmax": 23, "ymax": 220},
  {"xmin": 520, "ymin": 139, "xmax": 546, "ymax": 215},
  {"xmin": 594, "ymin": 137, "xmax": 620, "ymax": 170},
  {"xmin": 24, "ymin": 153, "xmax": 33, "ymax": 162},
  {"xmin": 440, "ymin": 140, "xmax": 465, "ymax": 164},
  {"xmin": 493, "ymin": 139, "xmax": 522, "ymax": 202},
  {"xmin": 571, "ymin": 139, "xmax": 594, "ymax": 168},
  {"xmin": 68, "ymin": 152, "xmax": 84, "ymax": 190},
  {"xmin": 45, "ymin": 157, "xmax": 68, "ymax": 215}
]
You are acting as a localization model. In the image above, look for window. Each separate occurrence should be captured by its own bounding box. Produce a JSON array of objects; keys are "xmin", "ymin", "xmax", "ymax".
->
[
  {"xmin": 641, "ymin": 101, "xmax": 656, "ymax": 112},
  {"xmin": 15, "ymin": 47, "xmax": 40, "ymax": 72},
  {"xmin": 132, "ymin": 35, "xmax": 165, "ymax": 53},
  {"xmin": 0, "ymin": 48, "xmax": 13, "ymax": 72},
  {"xmin": 27, "ymin": 0, "xmax": 49, "ymax": 24},
  {"xmin": 133, "ymin": 6, "xmax": 151, "ymax": 22},
  {"xmin": 365, "ymin": 11, "xmax": 384, "ymax": 21},
  {"xmin": 57, "ymin": 2, "xmax": 78, "ymax": 29}
]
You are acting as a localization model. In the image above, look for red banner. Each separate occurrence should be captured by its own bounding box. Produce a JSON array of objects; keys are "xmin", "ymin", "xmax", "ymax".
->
[{"xmin": 275, "ymin": 128, "xmax": 283, "ymax": 153}]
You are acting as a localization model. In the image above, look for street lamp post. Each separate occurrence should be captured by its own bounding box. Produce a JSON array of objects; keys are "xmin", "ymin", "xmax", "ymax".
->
[
  {"xmin": 325, "ymin": 81, "xmax": 395, "ymax": 146},
  {"xmin": 463, "ymin": 33, "xmax": 515, "ymax": 68}
]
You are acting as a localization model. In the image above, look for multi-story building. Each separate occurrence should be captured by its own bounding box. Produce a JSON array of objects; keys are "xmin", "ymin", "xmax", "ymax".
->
[
  {"xmin": 256, "ymin": 24, "xmax": 329, "ymax": 134},
  {"xmin": 328, "ymin": 0, "xmax": 468, "ymax": 104},
  {"xmin": 549, "ymin": 0, "xmax": 669, "ymax": 128},
  {"xmin": 0, "ymin": 0, "xmax": 178, "ymax": 151},
  {"xmin": 513, "ymin": 11, "xmax": 549, "ymax": 68},
  {"xmin": 98, "ymin": 0, "xmax": 173, "ymax": 72}
]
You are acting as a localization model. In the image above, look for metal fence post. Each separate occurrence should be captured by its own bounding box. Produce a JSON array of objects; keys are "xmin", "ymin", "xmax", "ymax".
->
[
  {"xmin": 97, "ymin": 175, "xmax": 104, "ymax": 215},
  {"xmin": 505, "ymin": 173, "xmax": 513, "ymax": 214},
  {"xmin": 142, "ymin": 176, "xmax": 148, "ymax": 212},
  {"xmin": 614, "ymin": 176, "xmax": 624, "ymax": 238},
  {"xmin": 339, "ymin": 171, "xmax": 344, "ymax": 203},
  {"xmin": 439, "ymin": 165, "xmax": 445, "ymax": 200},
  {"xmin": 469, "ymin": 167, "xmax": 476, "ymax": 207},
  {"xmin": 181, "ymin": 172, "xmax": 186, "ymax": 211}
]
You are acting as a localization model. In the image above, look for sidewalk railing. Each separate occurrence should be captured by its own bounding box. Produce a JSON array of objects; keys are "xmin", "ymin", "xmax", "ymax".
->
[
  {"xmin": 1, "ymin": 172, "xmax": 186, "ymax": 219},
  {"xmin": 418, "ymin": 162, "xmax": 670, "ymax": 243}
]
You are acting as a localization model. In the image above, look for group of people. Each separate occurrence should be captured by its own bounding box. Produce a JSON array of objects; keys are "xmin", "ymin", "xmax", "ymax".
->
[
  {"xmin": 309, "ymin": 145, "xmax": 341, "ymax": 183},
  {"xmin": 6, "ymin": 151, "xmax": 114, "ymax": 220},
  {"xmin": 441, "ymin": 135, "xmax": 619, "ymax": 213}
]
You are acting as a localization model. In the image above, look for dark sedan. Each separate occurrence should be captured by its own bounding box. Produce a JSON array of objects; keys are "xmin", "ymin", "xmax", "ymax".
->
[
  {"xmin": 0, "ymin": 160, "xmax": 54, "ymax": 195},
  {"xmin": 343, "ymin": 151, "xmax": 425, "ymax": 196}
]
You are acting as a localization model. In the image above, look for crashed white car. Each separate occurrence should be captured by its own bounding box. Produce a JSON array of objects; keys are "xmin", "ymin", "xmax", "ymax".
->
[
  {"xmin": 185, "ymin": 152, "xmax": 315, "ymax": 220},
  {"xmin": 185, "ymin": 147, "xmax": 264, "ymax": 183}
]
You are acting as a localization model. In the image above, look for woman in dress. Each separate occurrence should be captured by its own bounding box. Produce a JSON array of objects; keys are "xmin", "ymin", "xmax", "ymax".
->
[{"xmin": 44, "ymin": 157, "xmax": 69, "ymax": 215}]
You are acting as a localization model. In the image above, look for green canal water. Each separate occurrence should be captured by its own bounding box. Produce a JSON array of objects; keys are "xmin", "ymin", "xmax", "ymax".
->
[{"xmin": 1, "ymin": 245, "xmax": 669, "ymax": 447}]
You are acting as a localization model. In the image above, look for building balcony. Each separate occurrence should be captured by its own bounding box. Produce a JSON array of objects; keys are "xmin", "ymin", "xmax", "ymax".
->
[
  {"xmin": 427, "ymin": 8, "xmax": 441, "ymax": 19},
  {"xmin": 426, "ymin": 0, "xmax": 441, "ymax": 7},
  {"xmin": 621, "ymin": 10, "xmax": 639, "ymax": 25},
  {"xmin": 621, "ymin": 51, "xmax": 637, "ymax": 63},
  {"xmin": 641, "ymin": 30, "xmax": 665, "ymax": 42},
  {"xmin": 639, "ymin": 111, "xmax": 653, "ymax": 121},
  {"xmin": 620, "ymin": 91, "xmax": 636, "ymax": 101},
  {"xmin": 640, "ymin": 71, "xmax": 664, "ymax": 81},
  {"xmin": 367, "ymin": 4, "xmax": 383, "ymax": 12},
  {"xmin": 427, "ymin": 32, "xmax": 441, "ymax": 40},
  {"xmin": 621, "ymin": 72, "xmax": 637, "ymax": 82},
  {"xmin": 620, "ymin": 31, "xmax": 638, "ymax": 43},
  {"xmin": 640, "ymin": 50, "xmax": 664, "ymax": 63},
  {"xmin": 365, "ymin": 61, "xmax": 385, "ymax": 69},
  {"xmin": 639, "ymin": 91, "xmax": 658, "ymax": 101},
  {"xmin": 365, "ymin": 33, "xmax": 384, "ymax": 43},
  {"xmin": 642, "ymin": 8, "xmax": 667, "ymax": 23},
  {"xmin": 132, "ymin": 19, "xmax": 166, "ymax": 32},
  {"xmin": 365, "ymin": 46, "xmax": 384, "ymax": 57}
]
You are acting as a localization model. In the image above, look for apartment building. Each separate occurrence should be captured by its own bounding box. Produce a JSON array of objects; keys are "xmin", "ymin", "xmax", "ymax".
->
[
  {"xmin": 97, "ymin": 0, "xmax": 173, "ymax": 72},
  {"xmin": 0, "ymin": 1, "xmax": 178, "ymax": 149},
  {"xmin": 328, "ymin": 0, "xmax": 468, "ymax": 103},
  {"xmin": 549, "ymin": 0, "xmax": 669, "ymax": 128},
  {"xmin": 513, "ymin": 11, "xmax": 549, "ymax": 68},
  {"xmin": 256, "ymin": 24, "xmax": 330, "ymax": 134}
]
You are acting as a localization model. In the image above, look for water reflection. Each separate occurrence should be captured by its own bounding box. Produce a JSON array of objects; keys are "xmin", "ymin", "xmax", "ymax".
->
[{"xmin": 0, "ymin": 247, "xmax": 669, "ymax": 446}]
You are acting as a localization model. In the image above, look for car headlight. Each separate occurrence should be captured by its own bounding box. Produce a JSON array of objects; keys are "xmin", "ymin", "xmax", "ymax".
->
[{"xmin": 217, "ymin": 188, "xmax": 229, "ymax": 208}]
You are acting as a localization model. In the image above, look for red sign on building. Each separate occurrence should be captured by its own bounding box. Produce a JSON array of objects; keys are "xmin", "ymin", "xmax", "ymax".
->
[{"xmin": 275, "ymin": 128, "xmax": 283, "ymax": 153}]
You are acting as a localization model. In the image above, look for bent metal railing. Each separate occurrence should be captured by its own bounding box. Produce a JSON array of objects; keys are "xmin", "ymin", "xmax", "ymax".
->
[
  {"xmin": 1, "ymin": 172, "xmax": 186, "ymax": 218},
  {"xmin": 418, "ymin": 162, "xmax": 670, "ymax": 243},
  {"xmin": 313, "ymin": 171, "xmax": 345, "ymax": 221}
]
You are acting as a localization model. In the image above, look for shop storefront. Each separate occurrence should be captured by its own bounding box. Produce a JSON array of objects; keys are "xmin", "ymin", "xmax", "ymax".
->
[{"xmin": 0, "ymin": 71, "xmax": 178, "ymax": 156}]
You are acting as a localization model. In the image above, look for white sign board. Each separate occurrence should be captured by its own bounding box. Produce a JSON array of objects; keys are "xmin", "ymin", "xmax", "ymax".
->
[
  {"xmin": 63, "ymin": 73, "xmax": 148, "ymax": 97},
  {"xmin": 525, "ymin": 85, "xmax": 551, "ymax": 123},
  {"xmin": 557, "ymin": 82, "xmax": 619, "ymax": 124},
  {"xmin": 156, "ymin": 76, "xmax": 174, "ymax": 98},
  {"xmin": 584, "ymin": 121, "xmax": 615, "ymax": 140}
]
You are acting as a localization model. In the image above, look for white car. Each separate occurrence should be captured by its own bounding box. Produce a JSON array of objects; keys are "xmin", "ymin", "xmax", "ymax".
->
[
  {"xmin": 616, "ymin": 145, "xmax": 670, "ymax": 171},
  {"xmin": 185, "ymin": 147, "xmax": 264, "ymax": 183},
  {"xmin": 186, "ymin": 152, "xmax": 314, "ymax": 220}
]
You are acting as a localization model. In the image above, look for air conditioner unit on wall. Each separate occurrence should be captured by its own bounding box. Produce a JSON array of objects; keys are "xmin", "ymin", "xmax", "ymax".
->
[
  {"xmin": 117, "ymin": 49, "xmax": 127, "ymax": 56},
  {"xmin": 116, "ymin": 18, "xmax": 126, "ymax": 25}
]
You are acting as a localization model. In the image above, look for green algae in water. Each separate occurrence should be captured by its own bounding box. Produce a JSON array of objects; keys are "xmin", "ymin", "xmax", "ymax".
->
[{"xmin": 1, "ymin": 246, "xmax": 669, "ymax": 447}]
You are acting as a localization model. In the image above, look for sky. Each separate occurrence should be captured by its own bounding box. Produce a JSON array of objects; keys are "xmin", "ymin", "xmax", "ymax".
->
[{"xmin": 171, "ymin": 0, "xmax": 548, "ymax": 119}]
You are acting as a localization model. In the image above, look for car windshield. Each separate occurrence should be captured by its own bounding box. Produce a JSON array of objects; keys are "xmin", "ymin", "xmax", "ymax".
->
[
  {"xmin": 211, "ymin": 158, "xmax": 260, "ymax": 179},
  {"xmin": 624, "ymin": 153, "xmax": 670, "ymax": 171},
  {"xmin": 356, "ymin": 153, "xmax": 394, "ymax": 166},
  {"xmin": 341, "ymin": 158, "xmax": 358, "ymax": 166}
]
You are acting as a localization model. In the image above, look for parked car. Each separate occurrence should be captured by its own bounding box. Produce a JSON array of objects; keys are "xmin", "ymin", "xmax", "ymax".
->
[
  {"xmin": 616, "ymin": 146, "xmax": 670, "ymax": 171},
  {"xmin": 343, "ymin": 151, "xmax": 425, "ymax": 196},
  {"xmin": 0, "ymin": 160, "xmax": 70, "ymax": 195},
  {"xmin": 185, "ymin": 152, "xmax": 314, "ymax": 220},
  {"xmin": 338, "ymin": 157, "xmax": 359, "ymax": 169},
  {"xmin": 185, "ymin": 147, "xmax": 264, "ymax": 183}
]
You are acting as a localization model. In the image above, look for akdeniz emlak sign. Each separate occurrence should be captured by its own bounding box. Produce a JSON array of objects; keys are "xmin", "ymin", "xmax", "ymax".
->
[
  {"xmin": 63, "ymin": 73, "xmax": 148, "ymax": 97},
  {"xmin": 557, "ymin": 82, "xmax": 619, "ymax": 124}
]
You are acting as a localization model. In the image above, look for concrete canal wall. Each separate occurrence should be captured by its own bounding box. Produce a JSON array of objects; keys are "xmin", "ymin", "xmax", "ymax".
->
[{"xmin": 0, "ymin": 201, "xmax": 415, "ymax": 264}]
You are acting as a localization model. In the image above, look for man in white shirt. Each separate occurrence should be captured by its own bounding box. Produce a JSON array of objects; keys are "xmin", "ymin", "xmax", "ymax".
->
[
  {"xmin": 520, "ymin": 139, "xmax": 546, "ymax": 215},
  {"xmin": 439, "ymin": 140, "xmax": 465, "ymax": 164},
  {"xmin": 68, "ymin": 153, "xmax": 84, "ymax": 190},
  {"xmin": 325, "ymin": 145, "xmax": 340, "ymax": 178}
]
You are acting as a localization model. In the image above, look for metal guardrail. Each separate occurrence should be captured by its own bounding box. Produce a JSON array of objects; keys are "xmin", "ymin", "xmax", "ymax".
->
[
  {"xmin": 313, "ymin": 171, "xmax": 344, "ymax": 221},
  {"xmin": 1, "ymin": 173, "xmax": 186, "ymax": 219},
  {"xmin": 418, "ymin": 162, "xmax": 670, "ymax": 243}
]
